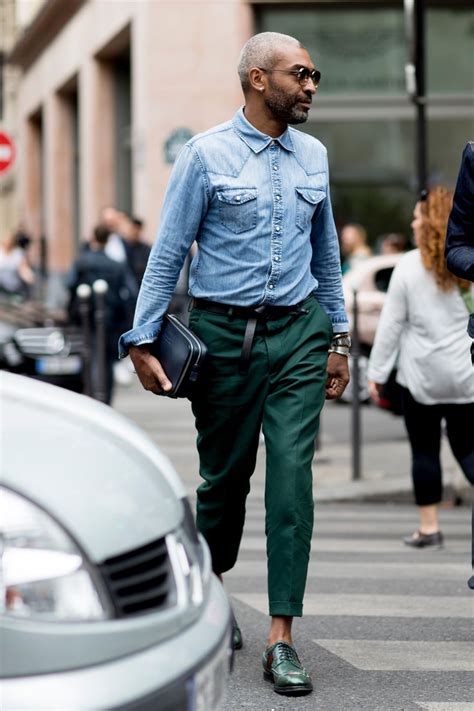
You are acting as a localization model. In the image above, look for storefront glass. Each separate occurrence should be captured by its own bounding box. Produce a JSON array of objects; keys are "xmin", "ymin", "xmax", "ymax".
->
[{"xmin": 257, "ymin": 3, "xmax": 474, "ymax": 243}]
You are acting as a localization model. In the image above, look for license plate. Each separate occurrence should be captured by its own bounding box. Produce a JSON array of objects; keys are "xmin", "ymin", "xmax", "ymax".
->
[
  {"xmin": 35, "ymin": 355, "xmax": 82, "ymax": 375},
  {"xmin": 189, "ymin": 632, "xmax": 230, "ymax": 711}
]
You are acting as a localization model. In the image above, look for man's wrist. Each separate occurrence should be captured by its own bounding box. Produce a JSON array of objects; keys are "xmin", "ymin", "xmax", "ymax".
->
[{"xmin": 329, "ymin": 332, "xmax": 351, "ymax": 356}]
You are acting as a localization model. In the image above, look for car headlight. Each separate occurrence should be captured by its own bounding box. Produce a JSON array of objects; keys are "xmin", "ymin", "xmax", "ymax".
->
[
  {"xmin": 0, "ymin": 487, "xmax": 111, "ymax": 621},
  {"xmin": 166, "ymin": 498, "xmax": 209, "ymax": 609}
]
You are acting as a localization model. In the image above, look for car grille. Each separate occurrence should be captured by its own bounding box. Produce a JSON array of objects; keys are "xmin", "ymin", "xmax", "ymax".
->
[{"xmin": 99, "ymin": 537, "xmax": 172, "ymax": 617}]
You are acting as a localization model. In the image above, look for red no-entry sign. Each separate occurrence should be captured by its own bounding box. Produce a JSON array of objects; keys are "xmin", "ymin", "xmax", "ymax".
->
[{"xmin": 0, "ymin": 131, "xmax": 16, "ymax": 175}]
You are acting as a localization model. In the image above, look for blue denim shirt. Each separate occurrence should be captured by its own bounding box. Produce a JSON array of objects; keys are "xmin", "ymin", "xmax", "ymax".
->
[{"xmin": 119, "ymin": 107, "xmax": 348, "ymax": 356}]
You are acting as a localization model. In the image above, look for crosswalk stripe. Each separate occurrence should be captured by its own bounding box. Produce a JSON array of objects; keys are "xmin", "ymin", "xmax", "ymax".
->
[
  {"xmin": 416, "ymin": 705, "xmax": 474, "ymax": 710},
  {"xmin": 239, "ymin": 522, "xmax": 468, "ymax": 535},
  {"xmin": 313, "ymin": 640, "xmax": 474, "ymax": 671},
  {"xmin": 240, "ymin": 507, "xmax": 468, "ymax": 521},
  {"xmin": 232, "ymin": 593, "xmax": 473, "ymax": 618},
  {"xmin": 225, "ymin": 561, "xmax": 468, "ymax": 579},
  {"xmin": 238, "ymin": 536, "xmax": 469, "ymax": 554}
]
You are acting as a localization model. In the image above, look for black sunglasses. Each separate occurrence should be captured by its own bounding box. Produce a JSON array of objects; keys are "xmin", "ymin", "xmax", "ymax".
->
[{"xmin": 258, "ymin": 66, "xmax": 321, "ymax": 88}]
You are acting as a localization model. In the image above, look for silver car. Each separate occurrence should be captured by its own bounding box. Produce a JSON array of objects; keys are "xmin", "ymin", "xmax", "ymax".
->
[{"xmin": 0, "ymin": 372, "xmax": 232, "ymax": 710}]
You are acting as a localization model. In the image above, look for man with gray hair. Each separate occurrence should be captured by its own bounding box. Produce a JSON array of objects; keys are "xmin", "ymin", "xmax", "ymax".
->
[{"xmin": 120, "ymin": 31, "xmax": 349, "ymax": 696}]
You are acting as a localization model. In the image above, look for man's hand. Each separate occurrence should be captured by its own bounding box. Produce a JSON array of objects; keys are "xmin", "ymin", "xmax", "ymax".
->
[
  {"xmin": 129, "ymin": 345, "xmax": 172, "ymax": 395},
  {"xmin": 325, "ymin": 352, "xmax": 350, "ymax": 399}
]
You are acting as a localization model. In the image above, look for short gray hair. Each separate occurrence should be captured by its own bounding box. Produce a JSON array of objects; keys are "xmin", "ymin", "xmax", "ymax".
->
[{"xmin": 237, "ymin": 32, "xmax": 303, "ymax": 92}]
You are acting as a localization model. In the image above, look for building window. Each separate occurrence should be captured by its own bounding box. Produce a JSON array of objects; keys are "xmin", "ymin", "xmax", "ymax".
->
[
  {"xmin": 257, "ymin": 2, "xmax": 474, "ymax": 241},
  {"xmin": 258, "ymin": 6, "xmax": 407, "ymax": 97},
  {"xmin": 114, "ymin": 49, "xmax": 132, "ymax": 215}
]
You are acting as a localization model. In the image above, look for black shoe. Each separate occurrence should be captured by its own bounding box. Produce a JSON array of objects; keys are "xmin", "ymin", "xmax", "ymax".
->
[
  {"xmin": 403, "ymin": 530, "xmax": 444, "ymax": 548},
  {"xmin": 232, "ymin": 617, "xmax": 243, "ymax": 650}
]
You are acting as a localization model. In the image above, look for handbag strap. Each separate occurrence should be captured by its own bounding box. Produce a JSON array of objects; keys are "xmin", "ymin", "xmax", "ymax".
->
[{"xmin": 459, "ymin": 286, "xmax": 474, "ymax": 314}]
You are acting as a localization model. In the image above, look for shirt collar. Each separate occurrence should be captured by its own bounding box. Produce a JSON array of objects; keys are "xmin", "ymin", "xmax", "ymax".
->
[{"xmin": 232, "ymin": 107, "xmax": 295, "ymax": 154}]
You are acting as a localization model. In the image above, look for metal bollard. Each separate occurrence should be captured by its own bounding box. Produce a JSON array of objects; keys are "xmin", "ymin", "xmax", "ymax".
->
[
  {"xmin": 93, "ymin": 279, "xmax": 109, "ymax": 403},
  {"xmin": 76, "ymin": 283, "xmax": 92, "ymax": 397},
  {"xmin": 351, "ymin": 289, "xmax": 362, "ymax": 481}
]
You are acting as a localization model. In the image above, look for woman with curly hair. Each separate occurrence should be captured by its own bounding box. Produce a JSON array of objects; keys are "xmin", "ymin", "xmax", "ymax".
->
[{"xmin": 368, "ymin": 186, "xmax": 474, "ymax": 547}]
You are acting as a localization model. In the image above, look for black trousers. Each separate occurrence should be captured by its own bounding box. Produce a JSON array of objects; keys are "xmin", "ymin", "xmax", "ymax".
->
[{"xmin": 401, "ymin": 387, "xmax": 474, "ymax": 506}]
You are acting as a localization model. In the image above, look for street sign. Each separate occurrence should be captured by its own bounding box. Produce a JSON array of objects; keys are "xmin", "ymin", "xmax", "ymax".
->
[{"xmin": 0, "ymin": 131, "xmax": 16, "ymax": 175}]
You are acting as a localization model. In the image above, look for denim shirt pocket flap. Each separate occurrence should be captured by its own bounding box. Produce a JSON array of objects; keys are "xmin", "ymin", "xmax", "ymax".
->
[
  {"xmin": 295, "ymin": 187, "xmax": 325, "ymax": 205},
  {"xmin": 295, "ymin": 187, "xmax": 325, "ymax": 230},
  {"xmin": 217, "ymin": 187, "xmax": 258, "ymax": 234},
  {"xmin": 217, "ymin": 188, "xmax": 257, "ymax": 205}
]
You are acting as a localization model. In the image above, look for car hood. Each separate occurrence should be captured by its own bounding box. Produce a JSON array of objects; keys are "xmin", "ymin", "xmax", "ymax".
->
[{"xmin": 0, "ymin": 373, "xmax": 186, "ymax": 562}]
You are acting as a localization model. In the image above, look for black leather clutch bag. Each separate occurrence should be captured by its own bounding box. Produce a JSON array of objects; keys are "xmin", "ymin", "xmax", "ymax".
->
[{"xmin": 149, "ymin": 314, "xmax": 208, "ymax": 399}]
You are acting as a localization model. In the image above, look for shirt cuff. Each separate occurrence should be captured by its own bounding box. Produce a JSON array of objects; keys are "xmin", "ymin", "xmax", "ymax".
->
[
  {"xmin": 118, "ymin": 321, "xmax": 162, "ymax": 359},
  {"xmin": 331, "ymin": 320, "xmax": 350, "ymax": 333}
]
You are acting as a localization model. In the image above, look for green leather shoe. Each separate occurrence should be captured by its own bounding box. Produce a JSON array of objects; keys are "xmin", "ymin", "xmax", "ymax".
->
[
  {"xmin": 232, "ymin": 620, "xmax": 243, "ymax": 650},
  {"xmin": 262, "ymin": 641, "xmax": 313, "ymax": 695}
]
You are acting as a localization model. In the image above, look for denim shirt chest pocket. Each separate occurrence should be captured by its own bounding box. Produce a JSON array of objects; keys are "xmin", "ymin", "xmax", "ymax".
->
[
  {"xmin": 217, "ymin": 187, "xmax": 258, "ymax": 234},
  {"xmin": 295, "ymin": 186, "xmax": 326, "ymax": 231}
]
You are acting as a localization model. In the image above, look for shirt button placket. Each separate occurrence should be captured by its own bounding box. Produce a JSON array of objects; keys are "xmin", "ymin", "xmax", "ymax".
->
[{"xmin": 269, "ymin": 142, "xmax": 282, "ymax": 300}]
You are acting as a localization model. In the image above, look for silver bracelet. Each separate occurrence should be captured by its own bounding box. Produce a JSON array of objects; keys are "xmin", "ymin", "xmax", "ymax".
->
[{"xmin": 328, "ymin": 346, "xmax": 350, "ymax": 357}]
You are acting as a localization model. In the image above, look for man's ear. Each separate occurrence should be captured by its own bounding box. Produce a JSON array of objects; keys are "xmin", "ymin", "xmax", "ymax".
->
[{"xmin": 248, "ymin": 67, "xmax": 266, "ymax": 93}]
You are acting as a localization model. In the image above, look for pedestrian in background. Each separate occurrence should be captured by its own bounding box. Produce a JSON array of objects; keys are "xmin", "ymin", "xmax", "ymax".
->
[
  {"xmin": 445, "ymin": 141, "xmax": 474, "ymax": 364},
  {"xmin": 119, "ymin": 31, "xmax": 350, "ymax": 696},
  {"xmin": 100, "ymin": 205, "xmax": 128, "ymax": 264},
  {"xmin": 0, "ymin": 230, "xmax": 35, "ymax": 298},
  {"xmin": 379, "ymin": 232, "xmax": 410, "ymax": 255},
  {"xmin": 122, "ymin": 216, "xmax": 151, "ymax": 290},
  {"xmin": 97, "ymin": 207, "xmax": 140, "ymax": 384},
  {"xmin": 67, "ymin": 224, "xmax": 133, "ymax": 404},
  {"xmin": 368, "ymin": 187, "xmax": 474, "ymax": 548},
  {"xmin": 445, "ymin": 142, "xmax": 474, "ymax": 282},
  {"xmin": 340, "ymin": 222, "xmax": 372, "ymax": 273},
  {"xmin": 445, "ymin": 141, "xmax": 474, "ymax": 589}
]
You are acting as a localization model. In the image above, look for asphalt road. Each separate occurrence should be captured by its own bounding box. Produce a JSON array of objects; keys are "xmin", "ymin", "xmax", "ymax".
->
[
  {"xmin": 224, "ymin": 501, "xmax": 473, "ymax": 711},
  {"xmin": 113, "ymin": 379, "xmax": 473, "ymax": 710}
]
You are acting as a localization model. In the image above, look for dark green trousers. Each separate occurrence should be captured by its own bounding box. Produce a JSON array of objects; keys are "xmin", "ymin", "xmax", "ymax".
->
[{"xmin": 189, "ymin": 294, "xmax": 332, "ymax": 617}]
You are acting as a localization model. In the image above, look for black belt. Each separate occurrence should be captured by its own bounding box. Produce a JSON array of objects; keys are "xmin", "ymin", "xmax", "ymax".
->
[{"xmin": 193, "ymin": 297, "xmax": 311, "ymax": 374}]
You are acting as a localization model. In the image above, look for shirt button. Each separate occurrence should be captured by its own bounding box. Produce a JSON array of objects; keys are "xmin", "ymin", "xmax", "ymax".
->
[
  {"xmin": 273, "ymin": 165, "xmax": 278, "ymax": 171},
  {"xmin": 274, "ymin": 256, "xmax": 280, "ymax": 261},
  {"xmin": 275, "ymin": 195, "xmax": 281, "ymax": 201},
  {"xmin": 275, "ymin": 225, "xmax": 281, "ymax": 232},
  {"xmin": 269, "ymin": 284, "xmax": 274, "ymax": 289},
  {"xmin": 235, "ymin": 195, "xmax": 241, "ymax": 202}
]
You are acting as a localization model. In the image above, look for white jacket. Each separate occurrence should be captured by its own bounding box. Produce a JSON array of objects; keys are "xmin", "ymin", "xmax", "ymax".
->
[{"xmin": 368, "ymin": 249, "xmax": 474, "ymax": 405}]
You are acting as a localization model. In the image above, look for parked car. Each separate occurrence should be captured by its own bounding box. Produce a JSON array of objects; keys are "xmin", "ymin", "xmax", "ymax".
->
[
  {"xmin": 0, "ymin": 296, "xmax": 84, "ymax": 392},
  {"xmin": 342, "ymin": 254, "xmax": 403, "ymax": 405},
  {"xmin": 0, "ymin": 372, "xmax": 232, "ymax": 710}
]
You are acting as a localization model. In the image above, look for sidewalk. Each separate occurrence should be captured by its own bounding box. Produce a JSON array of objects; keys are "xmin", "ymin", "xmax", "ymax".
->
[{"xmin": 113, "ymin": 377, "xmax": 471, "ymax": 504}]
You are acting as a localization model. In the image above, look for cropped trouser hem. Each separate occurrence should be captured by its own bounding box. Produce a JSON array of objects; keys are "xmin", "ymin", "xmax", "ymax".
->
[{"xmin": 269, "ymin": 601, "xmax": 303, "ymax": 617}]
